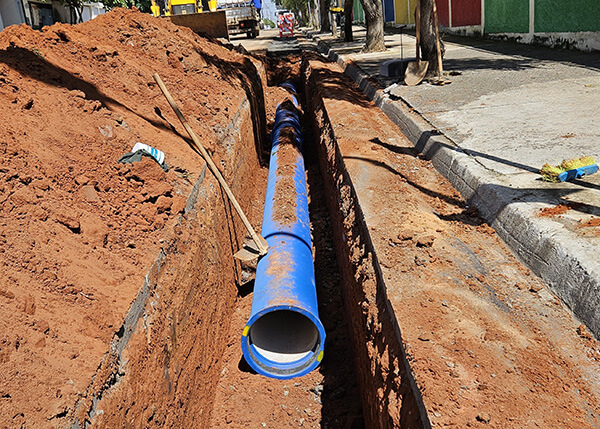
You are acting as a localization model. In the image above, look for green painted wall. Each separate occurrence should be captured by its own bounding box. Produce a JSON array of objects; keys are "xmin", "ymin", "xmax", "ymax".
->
[
  {"xmin": 485, "ymin": 0, "xmax": 529, "ymax": 33},
  {"xmin": 535, "ymin": 0, "xmax": 600, "ymax": 32},
  {"xmin": 353, "ymin": 0, "xmax": 364, "ymax": 23}
]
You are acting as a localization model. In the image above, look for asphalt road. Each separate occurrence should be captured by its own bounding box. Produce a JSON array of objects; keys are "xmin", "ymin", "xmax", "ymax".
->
[{"xmin": 230, "ymin": 27, "xmax": 301, "ymax": 55}]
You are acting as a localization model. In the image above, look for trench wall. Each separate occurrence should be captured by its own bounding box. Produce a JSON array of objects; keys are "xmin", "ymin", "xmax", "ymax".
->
[
  {"xmin": 303, "ymin": 58, "xmax": 430, "ymax": 429},
  {"xmin": 312, "ymin": 34, "xmax": 600, "ymax": 341},
  {"xmin": 69, "ymin": 94, "xmax": 263, "ymax": 428}
]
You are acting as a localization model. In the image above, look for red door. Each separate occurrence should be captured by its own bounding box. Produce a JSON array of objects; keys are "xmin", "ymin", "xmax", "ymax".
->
[{"xmin": 451, "ymin": 0, "xmax": 481, "ymax": 27}]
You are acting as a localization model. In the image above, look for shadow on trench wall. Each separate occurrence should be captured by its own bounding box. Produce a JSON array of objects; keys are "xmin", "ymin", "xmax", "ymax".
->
[{"xmin": 302, "ymin": 54, "xmax": 432, "ymax": 429}]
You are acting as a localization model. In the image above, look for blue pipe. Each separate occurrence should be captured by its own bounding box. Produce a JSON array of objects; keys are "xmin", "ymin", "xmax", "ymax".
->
[{"xmin": 241, "ymin": 84, "xmax": 326, "ymax": 379}]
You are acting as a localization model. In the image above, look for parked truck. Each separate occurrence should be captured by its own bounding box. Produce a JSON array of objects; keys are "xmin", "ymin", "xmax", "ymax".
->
[
  {"xmin": 217, "ymin": 0, "xmax": 260, "ymax": 38},
  {"xmin": 150, "ymin": 0, "xmax": 230, "ymax": 40},
  {"xmin": 151, "ymin": 0, "xmax": 259, "ymax": 38}
]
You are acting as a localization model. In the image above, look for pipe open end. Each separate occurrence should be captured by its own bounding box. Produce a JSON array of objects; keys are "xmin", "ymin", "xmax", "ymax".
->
[
  {"xmin": 243, "ymin": 309, "xmax": 324, "ymax": 378},
  {"xmin": 251, "ymin": 310, "xmax": 318, "ymax": 362}
]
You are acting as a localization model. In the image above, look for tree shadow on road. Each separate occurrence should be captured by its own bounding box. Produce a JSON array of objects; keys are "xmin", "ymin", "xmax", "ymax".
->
[
  {"xmin": 413, "ymin": 133, "xmax": 600, "ymax": 219},
  {"xmin": 441, "ymin": 33, "xmax": 600, "ymax": 72},
  {"xmin": 443, "ymin": 56, "xmax": 540, "ymax": 72},
  {"xmin": 343, "ymin": 154, "xmax": 467, "ymax": 209}
]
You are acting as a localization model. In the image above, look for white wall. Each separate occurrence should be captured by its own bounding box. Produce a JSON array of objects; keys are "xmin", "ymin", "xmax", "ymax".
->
[
  {"xmin": 0, "ymin": 0, "xmax": 26, "ymax": 28},
  {"xmin": 33, "ymin": 0, "xmax": 105, "ymax": 25},
  {"xmin": 0, "ymin": 0, "xmax": 103, "ymax": 31},
  {"xmin": 484, "ymin": 31, "xmax": 600, "ymax": 53},
  {"xmin": 81, "ymin": 2, "xmax": 104, "ymax": 21},
  {"xmin": 260, "ymin": 0, "xmax": 278, "ymax": 24}
]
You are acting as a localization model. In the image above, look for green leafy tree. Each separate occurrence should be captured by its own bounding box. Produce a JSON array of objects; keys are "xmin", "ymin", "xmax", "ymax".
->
[
  {"xmin": 282, "ymin": 0, "xmax": 308, "ymax": 25},
  {"xmin": 102, "ymin": 0, "xmax": 152, "ymax": 13}
]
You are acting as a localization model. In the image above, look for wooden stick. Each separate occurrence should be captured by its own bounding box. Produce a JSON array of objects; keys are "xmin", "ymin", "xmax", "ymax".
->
[
  {"xmin": 153, "ymin": 73, "xmax": 269, "ymax": 257},
  {"xmin": 432, "ymin": 0, "xmax": 443, "ymax": 78},
  {"xmin": 415, "ymin": 0, "xmax": 422, "ymax": 64}
]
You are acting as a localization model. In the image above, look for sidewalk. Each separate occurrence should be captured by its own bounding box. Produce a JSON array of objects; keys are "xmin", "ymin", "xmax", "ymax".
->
[{"xmin": 306, "ymin": 26, "xmax": 600, "ymax": 338}]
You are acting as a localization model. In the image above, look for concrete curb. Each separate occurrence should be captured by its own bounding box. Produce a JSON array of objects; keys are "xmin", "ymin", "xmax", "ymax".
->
[{"xmin": 308, "ymin": 33, "xmax": 600, "ymax": 339}]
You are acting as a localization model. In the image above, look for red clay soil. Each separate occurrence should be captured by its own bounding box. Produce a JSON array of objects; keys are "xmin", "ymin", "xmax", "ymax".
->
[
  {"xmin": 578, "ymin": 217, "xmax": 600, "ymax": 237},
  {"xmin": 539, "ymin": 204, "xmax": 572, "ymax": 217},
  {"xmin": 304, "ymin": 53, "xmax": 600, "ymax": 428},
  {"xmin": 3, "ymin": 11, "xmax": 600, "ymax": 428},
  {"xmin": 581, "ymin": 218, "xmax": 600, "ymax": 227},
  {"xmin": 0, "ymin": 8, "xmax": 266, "ymax": 427}
]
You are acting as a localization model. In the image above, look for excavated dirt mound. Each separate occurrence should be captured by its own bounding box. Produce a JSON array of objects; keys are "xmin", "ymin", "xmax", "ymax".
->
[
  {"xmin": 0, "ymin": 9, "xmax": 267, "ymax": 427},
  {"xmin": 6, "ymin": 10, "xmax": 600, "ymax": 429}
]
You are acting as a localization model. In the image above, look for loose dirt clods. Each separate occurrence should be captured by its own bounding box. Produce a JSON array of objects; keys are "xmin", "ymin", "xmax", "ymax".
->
[
  {"xmin": 2, "ymin": 10, "xmax": 600, "ymax": 429},
  {"xmin": 0, "ymin": 8, "xmax": 260, "ymax": 427},
  {"xmin": 580, "ymin": 217, "xmax": 600, "ymax": 227},
  {"xmin": 539, "ymin": 203, "xmax": 572, "ymax": 216}
]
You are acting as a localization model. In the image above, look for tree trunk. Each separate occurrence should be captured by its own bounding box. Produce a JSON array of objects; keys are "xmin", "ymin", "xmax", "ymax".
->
[
  {"xmin": 319, "ymin": 0, "xmax": 330, "ymax": 32},
  {"xmin": 419, "ymin": 0, "xmax": 443, "ymax": 77},
  {"xmin": 360, "ymin": 0, "xmax": 385, "ymax": 51},
  {"xmin": 343, "ymin": 0, "xmax": 353, "ymax": 42},
  {"xmin": 331, "ymin": 11, "xmax": 337, "ymax": 36},
  {"xmin": 309, "ymin": 0, "xmax": 319, "ymax": 28}
]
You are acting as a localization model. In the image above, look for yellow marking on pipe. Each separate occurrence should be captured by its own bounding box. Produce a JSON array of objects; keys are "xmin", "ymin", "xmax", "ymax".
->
[
  {"xmin": 242, "ymin": 326, "xmax": 249, "ymax": 337},
  {"xmin": 317, "ymin": 350, "xmax": 324, "ymax": 362}
]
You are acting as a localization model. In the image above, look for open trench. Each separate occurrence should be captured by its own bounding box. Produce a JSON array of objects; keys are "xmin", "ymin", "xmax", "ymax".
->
[
  {"xmin": 74, "ymin": 41, "xmax": 600, "ymax": 429},
  {"xmin": 72, "ymin": 49, "xmax": 424, "ymax": 428},
  {"xmin": 204, "ymin": 52, "xmax": 429, "ymax": 428},
  {"xmin": 207, "ymin": 75, "xmax": 367, "ymax": 427}
]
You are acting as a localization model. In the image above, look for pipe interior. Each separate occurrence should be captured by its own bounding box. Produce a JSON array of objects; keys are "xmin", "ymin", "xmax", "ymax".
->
[{"xmin": 249, "ymin": 310, "xmax": 319, "ymax": 363}]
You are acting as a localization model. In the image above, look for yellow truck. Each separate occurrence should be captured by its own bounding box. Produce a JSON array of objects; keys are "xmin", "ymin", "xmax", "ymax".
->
[
  {"xmin": 151, "ymin": 0, "xmax": 210, "ymax": 16},
  {"xmin": 151, "ymin": 0, "xmax": 229, "ymax": 39}
]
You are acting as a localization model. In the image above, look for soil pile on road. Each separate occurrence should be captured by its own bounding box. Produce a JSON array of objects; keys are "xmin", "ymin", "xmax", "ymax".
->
[{"xmin": 0, "ymin": 9, "xmax": 254, "ymax": 426}]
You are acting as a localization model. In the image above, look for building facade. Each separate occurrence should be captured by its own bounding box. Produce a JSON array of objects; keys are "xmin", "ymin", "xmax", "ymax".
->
[
  {"xmin": 351, "ymin": 0, "xmax": 600, "ymax": 51},
  {"xmin": 0, "ymin": 0, "xmax": 27, "ymax": 31},
  {"xmin": 0, "ymin": 0, "xmax": 104, "ymax": 32}
]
